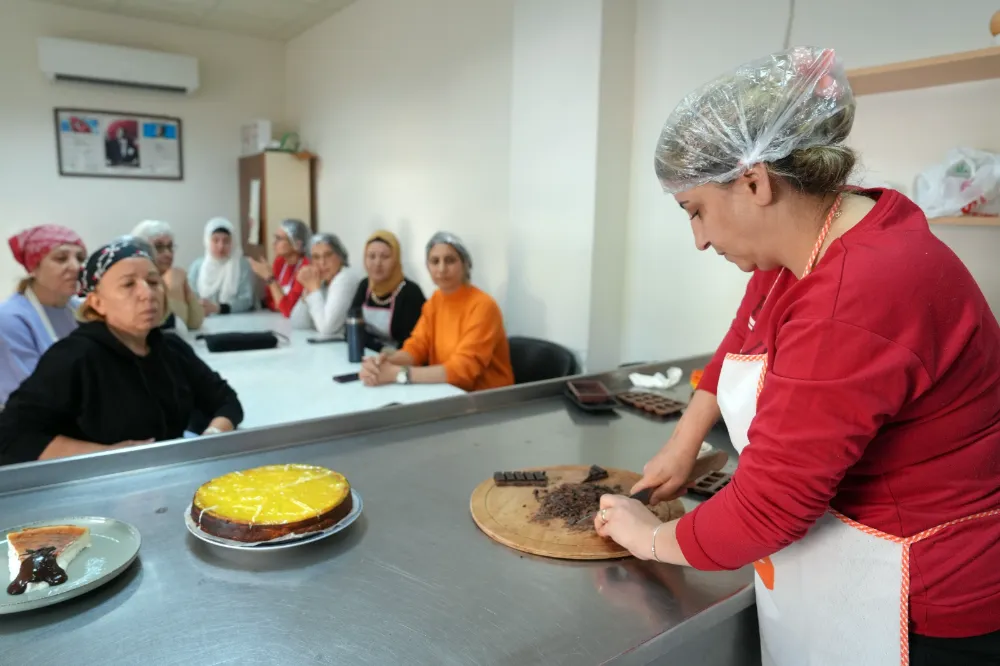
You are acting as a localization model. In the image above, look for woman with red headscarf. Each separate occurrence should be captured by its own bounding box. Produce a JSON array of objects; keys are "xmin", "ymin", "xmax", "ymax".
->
[{"xmin": 0, "ymin": 225, "xmax": 86, "ymax": 405}]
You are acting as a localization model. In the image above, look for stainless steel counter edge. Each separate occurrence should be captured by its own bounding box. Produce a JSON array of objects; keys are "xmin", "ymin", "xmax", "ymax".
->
[
  {"xmin": 0, "ymin": 359, "xmax": 705, "ymax": 495},
  {"xmin": 0, "ymin": 358, "xmax": 760, "ymax": 666}
]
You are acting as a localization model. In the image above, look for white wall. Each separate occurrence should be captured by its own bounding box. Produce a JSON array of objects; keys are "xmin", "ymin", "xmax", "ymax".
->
[
  {"xmin": 507, "ymin": 0, "xmax": 603, "ymax": 363},
  {"xmin": 0, "ymin": 0, "xmax": 285, "ymax": 289},
  {"xmin": 622, "ymin": 0, "xmax": 1000, "ymax": 364},
  {"xmin": 285, "ymin": 0, "xmax": 514, "ymax": 300},
  {"xmin": 288, "ymin": 0, "xmax": 635, "ymax": 371}
]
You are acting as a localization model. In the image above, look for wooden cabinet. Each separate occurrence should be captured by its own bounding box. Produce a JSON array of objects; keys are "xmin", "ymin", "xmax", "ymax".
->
[{"xmin": 238, "ymin": 151, "xmax": 316, "ymax": 264}]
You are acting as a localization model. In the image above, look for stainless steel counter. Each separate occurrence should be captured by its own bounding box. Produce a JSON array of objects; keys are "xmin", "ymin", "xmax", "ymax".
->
[{"xmin": 0, "ymin": 362, "xmax": 756, "ymax": 666}]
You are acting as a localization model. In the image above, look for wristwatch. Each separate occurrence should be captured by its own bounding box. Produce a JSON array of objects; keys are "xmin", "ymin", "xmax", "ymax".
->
[{"xmin": 396, "ymin": 367, "xmax": 410, "ymax": 385}]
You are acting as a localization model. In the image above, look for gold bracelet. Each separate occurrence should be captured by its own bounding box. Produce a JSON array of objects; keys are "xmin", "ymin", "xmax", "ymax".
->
[{"xmin": 651, "ymin": 523, "xmax": 666, "ymax": 562}]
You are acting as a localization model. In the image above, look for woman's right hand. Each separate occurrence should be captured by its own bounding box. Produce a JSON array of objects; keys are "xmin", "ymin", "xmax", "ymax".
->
[
  {"xmin": 361, "ymin": 352, "xmax": 388, "ymax": 372},
  {"xmin": 248, "ymin": 256, "xmax": 272, "ymax": 281},
  {"xmin": 630, "ymin": 440, "xmax": 700, "ymax": 504}
]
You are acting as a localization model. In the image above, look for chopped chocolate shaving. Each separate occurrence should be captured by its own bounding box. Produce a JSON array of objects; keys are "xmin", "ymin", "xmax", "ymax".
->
[
  {"xmin": 494, "ymin": 470, "xmax": 549, "ymax": 487},
  {"xmin": 582, "ymin": 465, "xmax": 609, "ymax": 483},
  {"xmin": 532, "ymin": 482, "xmax": 623, "ymax": 532}
]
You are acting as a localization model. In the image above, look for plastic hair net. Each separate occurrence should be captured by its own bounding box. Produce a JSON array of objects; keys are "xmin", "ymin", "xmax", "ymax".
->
[
  {"xmin": 654, "ymin": 47, "xmax": 855, "ymax": 194},
  {"xmin": 279, "ymin": 219, "xmax": 310, "ymax": 252},
  {"xmin": 118, "ymin": 234, "xmax": 155, "ymax": 257},
  {"xmin": 309, "ymin": 232, "xmax": 350, "ymax": 267},
  {"xmin": 426, "ymin": 231, "xmax": 472, "ymax": 271},
  {"xmin": 131, "ymin": 220, "xmax": 174, "ymax": 241}
]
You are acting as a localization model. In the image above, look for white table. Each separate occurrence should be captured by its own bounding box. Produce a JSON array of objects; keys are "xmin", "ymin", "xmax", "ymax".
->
[{"xmin": 178, "ymin": 312, "xmax": 464, "ymax": 429}]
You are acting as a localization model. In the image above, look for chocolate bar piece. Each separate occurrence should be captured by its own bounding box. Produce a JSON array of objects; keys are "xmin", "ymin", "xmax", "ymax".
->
[
  {"xmin": 494, "ymin": 470, "xmax": 549, "ymax": 487},
  {"xmin": 582, "ymin": 465, "xmax": 609, "ymax": 483}
]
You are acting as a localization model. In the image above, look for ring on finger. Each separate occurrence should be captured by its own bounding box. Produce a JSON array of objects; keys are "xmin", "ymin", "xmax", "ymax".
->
[{"xmin": 600, "ymin": 508, "xmax": 608, "ymax": 523}]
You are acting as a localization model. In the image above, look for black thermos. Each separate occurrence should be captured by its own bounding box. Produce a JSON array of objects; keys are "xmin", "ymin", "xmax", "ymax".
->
[{"xmin": 346, "ymin": 310, "xmax": 365, "ymax": 363}]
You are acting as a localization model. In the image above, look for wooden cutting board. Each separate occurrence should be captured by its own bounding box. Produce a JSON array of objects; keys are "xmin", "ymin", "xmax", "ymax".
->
[{"xmin": 469, "ymin": 465, "xmax": 685, "ymax": 560}]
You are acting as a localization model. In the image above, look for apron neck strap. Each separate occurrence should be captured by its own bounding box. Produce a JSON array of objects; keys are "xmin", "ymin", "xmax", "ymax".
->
[
  {"xmin": 801, "ymin": 194, "xmax": 844, "ymax": 279},
  {"xmin": 24, "ymin": 286, "xmax": 60, "ymax": 344}
]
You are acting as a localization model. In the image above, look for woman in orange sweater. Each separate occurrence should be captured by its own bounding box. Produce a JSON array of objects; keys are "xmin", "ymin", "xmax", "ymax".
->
[{"xmin": 359, "ymin": 232, "xmax": 513, "ymax": 392}]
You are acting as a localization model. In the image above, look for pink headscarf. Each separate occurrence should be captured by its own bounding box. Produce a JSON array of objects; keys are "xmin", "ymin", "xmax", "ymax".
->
[{"xmin": 8, "ymin": 225, "xmax": 86, "ymax": 273}]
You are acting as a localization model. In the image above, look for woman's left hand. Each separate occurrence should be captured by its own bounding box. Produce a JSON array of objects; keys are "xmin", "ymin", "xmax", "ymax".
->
[
  {"xmin": 297, "ymin": 265, "xmax": 322, "ymax": 292},
  {"xmin": 594, "ymin": 494, "xmax": 663, "ymax": 560},
  {"xmin": 360, "ymin": 361, "xmax": 400, "ymax": 387}
]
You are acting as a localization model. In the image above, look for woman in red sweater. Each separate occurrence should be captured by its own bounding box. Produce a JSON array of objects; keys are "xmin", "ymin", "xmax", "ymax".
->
[
  {"xmin": 597, "ymin": 48, "xmax": 1000, "ymax": 666},
  {"xmin": 248, "ymin": 218, "xmax": 310, "ymax": 317}
]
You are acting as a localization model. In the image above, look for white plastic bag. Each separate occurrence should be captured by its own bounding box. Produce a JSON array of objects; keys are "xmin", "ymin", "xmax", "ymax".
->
[{"xmin": 913, "ymin": 148, "xmax": 1000, "ymax": 219}]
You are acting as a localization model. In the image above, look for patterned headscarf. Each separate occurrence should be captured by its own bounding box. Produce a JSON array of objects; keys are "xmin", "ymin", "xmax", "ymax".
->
[
  {"xmin": 79, "ymin": 238, "xmax": 152, "ymax": 295},
  {"xmin": 8, "ymin": 225, "xmax": 85, "ymax": 273}
]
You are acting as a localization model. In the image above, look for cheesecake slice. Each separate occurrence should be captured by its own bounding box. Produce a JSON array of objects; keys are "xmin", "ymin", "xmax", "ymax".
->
[
  {"xmin": 192, "ymin": 464, "xmax": 353, "ymax": 543},
  {"xmin": 7, "ymin": 525, "xmax": 91, "ymax": 595}
]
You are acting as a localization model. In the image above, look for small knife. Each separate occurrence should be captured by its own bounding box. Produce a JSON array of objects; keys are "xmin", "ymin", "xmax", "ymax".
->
[{"xmin": 575, "ymin": 487, "xmax": 654, "ymax": 525}]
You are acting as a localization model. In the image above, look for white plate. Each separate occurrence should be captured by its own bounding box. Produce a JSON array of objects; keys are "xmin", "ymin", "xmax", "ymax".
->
[
  {"xmin": 184, "ymin": 488, "xmax": 363, "ymax": 551},
  {"xmin": 0, "ymin": 516, "xmax": 141, "ymax": 614}
]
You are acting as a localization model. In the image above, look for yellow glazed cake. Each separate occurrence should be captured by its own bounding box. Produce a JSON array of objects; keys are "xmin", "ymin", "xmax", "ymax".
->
[{"xmin": 191, "ymin": 464, "xmax": 352, "ymax": 542}]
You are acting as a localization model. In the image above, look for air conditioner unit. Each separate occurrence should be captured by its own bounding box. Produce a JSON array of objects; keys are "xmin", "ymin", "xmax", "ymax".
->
[{"xmin": 37, "ymin": 37, "xmax": 199, "ymax": 94}]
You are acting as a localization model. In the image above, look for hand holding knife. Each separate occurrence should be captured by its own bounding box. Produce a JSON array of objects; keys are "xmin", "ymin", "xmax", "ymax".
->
[
  {"xmin": 575, "ymin": 449, "xmax": 729, "ymax": 525},
  {"xmin": 575, "ymin": 488, "xmax": 654, "ymax": 525}
]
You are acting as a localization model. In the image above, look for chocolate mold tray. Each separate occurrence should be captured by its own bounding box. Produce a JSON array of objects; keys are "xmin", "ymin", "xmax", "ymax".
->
[
  {"xmin": 686, "ymin": 470, "xmax": 731, "ymax": 498},
  {"xmin": 615, "ymin": 391, "xmax": 685, "ymax": 419}
]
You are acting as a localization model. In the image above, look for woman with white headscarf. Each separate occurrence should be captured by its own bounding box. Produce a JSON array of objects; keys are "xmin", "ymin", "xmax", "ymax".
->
[
  {"xmin": 188, "ymin": 218, "xmax": 255, "ymax": 315},
  {"xmin": 131, "ymin": 220, "xmax": 204, "ymax": 330}
]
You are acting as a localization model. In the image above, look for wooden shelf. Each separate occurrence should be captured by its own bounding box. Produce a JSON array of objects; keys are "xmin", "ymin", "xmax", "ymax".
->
[
  {"xmin": 847, "ymin": 46, "xmax": 1000, "ymax": 96},
  {"xmin": 930, "ymin": 216, "xmax": 1000, "ymax": 227}
]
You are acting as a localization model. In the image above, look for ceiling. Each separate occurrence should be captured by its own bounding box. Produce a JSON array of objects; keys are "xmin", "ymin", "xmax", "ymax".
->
[{"xmin": 28, "ymin": 0, "xmax": 358, "ymax": 41}]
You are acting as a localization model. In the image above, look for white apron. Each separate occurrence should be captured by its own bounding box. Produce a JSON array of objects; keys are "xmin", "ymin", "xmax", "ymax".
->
[
  {"xmin": 278, "ymin": 258, "xmax": 303, "ymax": 295},
  {"xmin": 717, "ymin": 195, "xmax": 999, "ymax": 666},
  {"xmin": 362, "ymin": 282, "xmax": 404, "ymax": 344},
  {"xmin": 25, "ymin": 287, "xmax": 60, "ymax": 343}
]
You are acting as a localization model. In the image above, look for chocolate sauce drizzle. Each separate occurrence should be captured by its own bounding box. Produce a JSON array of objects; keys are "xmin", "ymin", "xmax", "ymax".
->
[{"xmin": 7, "ymin": 546, "xmax": 67, "ymax": 595}]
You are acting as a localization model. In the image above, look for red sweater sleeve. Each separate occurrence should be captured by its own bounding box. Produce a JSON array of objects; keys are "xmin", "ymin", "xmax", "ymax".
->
[
  {"xmin": 698, "ymin": 270, "xmax": 775, "ymax": 394},
  {"xmin": 676, "ymin": 318, "xmax": 931, "ymax": 570}
]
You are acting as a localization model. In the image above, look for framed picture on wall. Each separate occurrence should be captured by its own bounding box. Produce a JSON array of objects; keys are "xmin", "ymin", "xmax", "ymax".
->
[{"xmin": 53, "ymin": 108, "xmax": 183, "ymax": 180}]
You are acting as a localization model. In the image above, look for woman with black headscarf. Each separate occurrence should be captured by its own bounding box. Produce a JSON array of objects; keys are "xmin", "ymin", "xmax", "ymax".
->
[{"xmin": 0, "ymin": 238, "xmax": 243, "ymax": 465}]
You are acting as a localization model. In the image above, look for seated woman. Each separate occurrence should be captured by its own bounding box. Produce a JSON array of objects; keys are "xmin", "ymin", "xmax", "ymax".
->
[
  {"xmin": 131, "ymin": 220, "xmax": 204, "ymax": 330},
  {"xmin": 0, "ymin": 225, "xmax": 87, "ymax": 405},
  {"xmin": 188, "ymin": 217, "xmax": 255, "ymax": 315},
  {"xmin": 248, "ymin": 218, "xmax": 310, "ymax": 318},
  {"xmin": 350, "ymin": 230, "xmax": 426, "ymax": 351},
  {"xmin": 290, "ymin": 233, "xmax": 361, "ymax": 336},
  {"xmin": 360, "ymin": 232, "xmax": 513, "ymax": 392},
  {"xmin": 0, "ymin": 238, "xmax": 243, "ymax": 465}
]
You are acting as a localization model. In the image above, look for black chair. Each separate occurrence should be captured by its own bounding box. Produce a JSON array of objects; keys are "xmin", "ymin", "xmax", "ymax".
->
[{"xmin": 508, "ymin": 336, "xmax": 579, "ymax": 385}]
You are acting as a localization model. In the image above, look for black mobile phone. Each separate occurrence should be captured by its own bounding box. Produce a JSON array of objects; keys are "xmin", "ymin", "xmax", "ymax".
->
[
  {"xmin": 333, "ymin": 372, "xmax": 360, "ymax": 383},
  {"xmin": 308, "ymin": 335, "xmax": 344, "ymax": 344}
]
